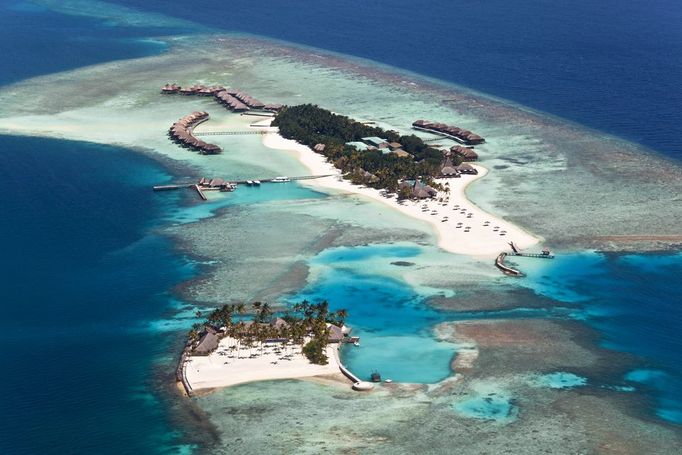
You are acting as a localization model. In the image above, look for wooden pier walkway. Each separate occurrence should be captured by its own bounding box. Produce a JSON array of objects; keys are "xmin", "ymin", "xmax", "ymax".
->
[
  {"xmin": 153, "ymin": 175, "xmax": 334, "ymax": 200},
  {"xmin": 509, "ymin": 252, "xmax": 555, "ymax": 259},
  {"xmin": 495, "ymin": 252, "xmax": 524, "ymax": 277},
  {"xmin": 193, "ymin": 130, "xmax": 268, "ymax": 136},
  {"xmin": 413, "ymin": 125, "xmax": 470, "ymax": 145},
  {"xmin": 193, "ymin": 184, "xmax": 207, "ymax": 201}
]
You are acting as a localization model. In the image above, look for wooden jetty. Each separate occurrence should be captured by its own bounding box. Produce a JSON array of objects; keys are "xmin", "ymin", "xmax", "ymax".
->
[
  {"xmin": 193, "ymin": 184, "xmax": 207, "ymax": 201},
  {"xmin": 152, "ymin": 184, "xmax": 194, "ymax": 191},
  {"xmin": 495, "ymin": 252, "xmax": 524, "ymax": 277},
  {"xmin": 153, "ymin": 175, "xmax": 333, "ymax": 201},
  {"xmin": 495, "ymin": 243, "xmax": 555, "ymax": 277},
  {"xmin": 508, "ymin": 242, "xmax": 555, "ymax": 259},
  {"xmin": 193, "ymin": 130, "xmax": 267, "ymax": 136}
]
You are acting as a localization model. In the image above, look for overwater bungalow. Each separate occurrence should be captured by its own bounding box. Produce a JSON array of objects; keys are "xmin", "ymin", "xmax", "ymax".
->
[
  {"xmin": 451, "ymin": 145, "xmax": 478, "ymax": 161},
  {"xmin": 161, "ymin": 83, "xmax": 181, "ymax": 94},
  {"xmin": 168, "ymin": 111, "xmax": 222, "ymax": 154},
  {"xmin": 412, "ymin": 119, "xmax": 485, "ymax": 145}
]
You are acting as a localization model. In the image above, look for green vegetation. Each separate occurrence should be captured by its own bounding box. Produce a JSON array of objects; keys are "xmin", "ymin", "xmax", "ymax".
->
[
  {"xmin": 189, "ymin": 300, "xmax": 347, "ymax": 366},
  {"xmin": 272, "ymin": 104, "xmax": 454, "ymax": 194}
]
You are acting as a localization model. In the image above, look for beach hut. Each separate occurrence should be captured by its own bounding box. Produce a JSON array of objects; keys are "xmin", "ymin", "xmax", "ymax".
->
[
  {"xmin": 193, "ymin": 325, "xmax": 221, "ymax": 355},
  {"xmin": 327, "ymin": 324, "xmax": 345, "ymax": 343},
  {"xmin": 440, "ymin": 158, "xmax": 461, "ymax": 177},
  {"xmin": 313, "ymin": 143, "xmax": 326, "ymax": 153},
  {"xmin": 456, "ymin": 163, "xmax": 478, "ymax": 175}
]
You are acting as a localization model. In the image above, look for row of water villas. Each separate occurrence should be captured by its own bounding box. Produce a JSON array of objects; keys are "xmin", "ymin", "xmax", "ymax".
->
[
  {"xmin": 168, "ymin": 111, "xmax": 222, "ymax": 155},
  {"xmin": 161, "ymin": 83, "xmax": 283, "ymax": 113},
  {"xmin": 412, "ymin": 119, "xmax": 485, "ymax": 146}
]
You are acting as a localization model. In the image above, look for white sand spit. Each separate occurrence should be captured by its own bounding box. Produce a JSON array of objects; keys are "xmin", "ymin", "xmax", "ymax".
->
[{"xmin": 262, "ymin": 131, "xmax": 540, "ymax": 257}]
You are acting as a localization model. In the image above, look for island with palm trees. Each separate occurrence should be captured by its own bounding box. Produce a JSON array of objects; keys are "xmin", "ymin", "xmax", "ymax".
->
[{"xmin": 178, "ymin": 301, "xmax": 362, "ymax": 394}]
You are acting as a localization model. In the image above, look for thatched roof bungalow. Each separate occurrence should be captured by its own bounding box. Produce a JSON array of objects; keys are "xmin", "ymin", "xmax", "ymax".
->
[
  {"xmin": 456, "ymin": 163, "xmax": 478, "ymax": 175},
  {"xmin": 327, "ymin": 324, "xmax": 346, "ymax": 343},
  {"xmin": 193, "ymin": 325, "xmax": 222, "ymax": 355},
  {"xmin": 412, "ymin": 119, "xmax": 485, "ymax": 145},
  {"xmin": 399, "ymin": 180, "xmax": 437, "ymax": 199},
  {"xmin": 450, "ymin": 145, "xmax": 478, "ymax": 161},
  {"xmin": 161, "ymin": 83, "xmax": 181, "ymax": 94}
]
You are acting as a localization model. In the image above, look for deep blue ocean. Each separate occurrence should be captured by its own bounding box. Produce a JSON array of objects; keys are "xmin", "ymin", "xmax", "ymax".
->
[
  {"xmin": 109, "ymin": 0, "xmax": 682, "ymax": 161},
  {"xmin": 0, "ymin": 1, "xmax": 680, "ymax": 453}
]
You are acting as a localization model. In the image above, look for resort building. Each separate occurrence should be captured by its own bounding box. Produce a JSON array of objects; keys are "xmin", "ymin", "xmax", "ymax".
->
[
  {"xmin": 400, "ymin": 180, "xmax": 438, "ymax": 199},
  {"xmin": 193, "ymin": 325, "xmax": 221, "ymax": 356},
  {"xmin": 412, "ymin": 119, "xmax": 485, "ymax": 145},
  {"xmin": 440, "ymin": 158, "xmax": 461, "ymax": 178},
  {"xmin": 450, "ymin": 145, "xmax": 478, "ymax": 162},
  {"xmin": 456, "ymin": 163, "xmax": 478, "ymax": 175},
  {"xmin": 361, "ymin": 136, "xmax": 390, "ymax": 148},
  {"xmin": 168, "ymin": 111, "xmax": 222, "ymax": 155},
  {"xmin": 347, "ymin": 141, "xmax": 370, "ymax": 151}
]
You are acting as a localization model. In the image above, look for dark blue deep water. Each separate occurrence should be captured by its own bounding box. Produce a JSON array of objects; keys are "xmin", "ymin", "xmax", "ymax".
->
[
  {"xmin": 0, "ymin": 1, "xmax": 680, "ymax": 453},
  {"xmin": 0, "ymin": 136, "xmax": 195, "ymax": 453},
  {"xmin": 110, "ymin": 0, "xmax": 682, "ymax": 161}
]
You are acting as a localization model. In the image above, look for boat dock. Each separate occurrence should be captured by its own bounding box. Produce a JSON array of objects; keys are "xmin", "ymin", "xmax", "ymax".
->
[
  {"xmin": 495, "ymin": 243, "xmax": 555, "ymax": 276},
  {"xmin": 193, "ymin": 130, "xmax": 268, "ymax": 136},
  {"xmin": 153, "ymin": 174, "xmax": 333, "ymax": 200}
]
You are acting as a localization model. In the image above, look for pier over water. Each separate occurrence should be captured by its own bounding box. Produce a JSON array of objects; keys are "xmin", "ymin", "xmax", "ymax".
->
[{"xmin": 495, "ymin": 242, "xmax": 554, "ymax": 276}]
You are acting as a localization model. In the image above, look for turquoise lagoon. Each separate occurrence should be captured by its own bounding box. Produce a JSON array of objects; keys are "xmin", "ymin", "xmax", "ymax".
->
[{"xmin": 288, "ymin": 244, "xmax": 457, "ymax": 383}]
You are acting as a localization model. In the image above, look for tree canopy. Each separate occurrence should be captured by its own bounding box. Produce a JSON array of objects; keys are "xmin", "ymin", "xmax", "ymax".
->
[{"xmin": 272, "ymin": 104, "xmax": 445, "ymax": 193}]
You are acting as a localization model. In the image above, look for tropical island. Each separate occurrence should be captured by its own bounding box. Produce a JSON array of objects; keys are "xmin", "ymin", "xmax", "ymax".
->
[
  {"xmin": 178, "ymin": 300, "xmax": 367, "ymax": 394},
  {"xmin": 272, "ymin": 104, "xmax": 467, "ymax": 198}
]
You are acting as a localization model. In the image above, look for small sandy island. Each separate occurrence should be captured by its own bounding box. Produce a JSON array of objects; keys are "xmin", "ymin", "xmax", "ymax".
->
[
  {"xmin": 261, "ymin": 127, "xmax": 540, "ymax": 257},
  {"xmin": 184, "ymin": 336, "xmax": 343, "ymax": 392}
]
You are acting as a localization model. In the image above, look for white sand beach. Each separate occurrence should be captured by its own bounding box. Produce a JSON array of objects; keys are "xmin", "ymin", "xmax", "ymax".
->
[
  {"xmin": 262, "ymin": 130, "xmax": 541, "ymax": 257},
  {"xmin": 184, "ymin": 336, "xmax": 343, "ymax": 391}
]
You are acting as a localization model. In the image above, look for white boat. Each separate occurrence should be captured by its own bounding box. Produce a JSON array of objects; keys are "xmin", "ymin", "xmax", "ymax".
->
[
  {"xmin": 253, "ymin": 180, "xmax": 261, "ymax": 186},
  {"xmin": 353, "ymin": 341, "xmax": 360, "ymax": 346},
  {"xmin": 384, "ymin": 379, "xmax": 393, "ymax": 383},
  {"xmin": 272, "ymin": 176, "xmax": 291, "ymax": 183},
  {"xmin": 246, "ymin": 180, "xmax": 253, "ymax": 185}
]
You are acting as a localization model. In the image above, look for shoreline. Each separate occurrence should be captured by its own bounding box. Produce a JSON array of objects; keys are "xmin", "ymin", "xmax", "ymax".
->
[
  {"xmin": 262, "ymin": 130, "xmax": 541, "ymax": 257},
  {"xmin": 183, "ymin": 336, "xmax": 351, "ymax": 391}
]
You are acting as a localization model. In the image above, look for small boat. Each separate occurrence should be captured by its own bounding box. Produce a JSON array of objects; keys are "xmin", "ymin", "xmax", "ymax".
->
[
  {"xmin": 272, "ymin": 176, "xmax": 291, "ymax": 183},
  {"xmin": 353, "ymin": 341, "xmax": 360, "ymax": 346},
  {"xmin": 370, "ymin": 370, "xmax": 381, "ymax": 382},
  {"xmin": 253, "ymin": 180, "xmax": 261, "ymax": 186},
  {"xmin": 246, "ymin": 180, "xmax": 253, "ymax": 186},
  {"xmin": 384, "ymin": 379, "xmax": 393, "ymax": 383}
]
